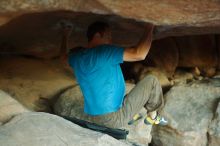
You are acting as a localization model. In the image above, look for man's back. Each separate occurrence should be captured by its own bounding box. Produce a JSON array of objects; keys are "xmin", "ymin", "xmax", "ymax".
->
[{"xmin": 68, "ymin": 44, "xmax": 125, "ymax": 115}]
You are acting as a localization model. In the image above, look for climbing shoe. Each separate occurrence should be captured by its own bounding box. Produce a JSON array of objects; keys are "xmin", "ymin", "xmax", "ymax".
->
[
  {"xmin": 144, "ymin": 113, "xmax": 168, "ymax": 126},
  {"xmin": 128, "ymin": 113, "xmax": 143, "ymax": 125}
]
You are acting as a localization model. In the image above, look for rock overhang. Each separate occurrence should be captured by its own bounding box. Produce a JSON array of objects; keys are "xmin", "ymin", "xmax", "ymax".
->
[
  {"xmin": 0, "ymin": 0, "xmax": 219, "ymax": 70},
  {"xmin": 0, "ymin": 0, "xmax": 220, "ymax": 40}
]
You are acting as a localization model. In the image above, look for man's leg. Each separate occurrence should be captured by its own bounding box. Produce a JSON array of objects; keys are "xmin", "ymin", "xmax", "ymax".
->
[
  {"xmin": 119, "ymin": 75, "xmax": 164, "ymax": 126},
  {"xmin": 89, "ymin": 75, "xmax": 164, "ymax": 128}
]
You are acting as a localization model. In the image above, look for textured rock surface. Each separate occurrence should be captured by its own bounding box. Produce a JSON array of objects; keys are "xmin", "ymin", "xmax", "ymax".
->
[
  {"xmin": 0, "ymin": 0, "xmax": 219, "ymax": 58},
  {"xmin": 145, "ymin": 37, "xmax": 179, "ymax": 76},
  {"xmin": 0, "ymin": 90, "xmax": 29, "ymax": 123},
  {"xmin": 0, "ymin": 11, "xmax": 146, "ymax": 58},
  {"xmin": 122, "ymin": 34, "xmax": 219, "ymax": 83},
  {"xmin": 53, "ymin": 85, "xmax": 84, "ymax": 119},
  {"xmin": 0, "ymin": 56, "xmax": 76, "ymax": 111},
  {"xmin": 0, "ymin": 1, "xmax": 219, "ymax": 76},
  {"xmin": 175, "ymin": 35, "xmax": 218, "ymax": 68},
  {"xmin": 172, "ymin": 69, "xmax": 194, "ymax": 84},
  {"xmin": 217, "ymin": 35, "xmax": 220, "ymax": 70},
  {"xmin": 0, "ymin": 112, "xmax": 130, "ymax": 146},
  {"xmin": 152, "ymin": 79, "xmax": 220, "ymax": 146},
  {"xmin": 54, "ymin": 83, "xmax": 152, "ymax": 145},
  {"xmin": 126, "ymin": 108, "xmax": 152, "ymax": 146},
  {"xmin": 0, "ymin": 0, "xmax": 220, "ymax": 26},
  {"xmin": 208, "ymin": 101, "xmax": 220, "ymax": 146}
]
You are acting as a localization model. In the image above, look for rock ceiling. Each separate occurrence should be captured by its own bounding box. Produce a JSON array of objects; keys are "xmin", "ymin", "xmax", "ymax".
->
[{"xmin": 0, "ymin": 0, "xmax": 219, "ymax": 58}]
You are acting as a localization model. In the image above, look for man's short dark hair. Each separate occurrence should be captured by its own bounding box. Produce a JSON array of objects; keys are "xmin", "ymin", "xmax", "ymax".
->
[{"xmin": 86, "ymin": 21, "xmax": 110, "ymax": 42}]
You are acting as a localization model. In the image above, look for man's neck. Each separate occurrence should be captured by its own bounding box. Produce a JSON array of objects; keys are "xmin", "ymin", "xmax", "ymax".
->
[{"xmin": 87, "ymin": 41, "xmax": 102, "ymax": 48}]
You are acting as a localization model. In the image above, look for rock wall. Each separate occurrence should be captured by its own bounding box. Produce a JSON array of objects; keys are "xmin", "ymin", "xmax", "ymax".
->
[
  {"xmin": 0, "ymin": 56, "xmax": 76, "ymax": 112},
  {"xmin": 176, "ymin": 35, "xmax": 218, "ymax": 68},
  {"xmin": 145, "ymin": 37, "xmax": 179, "ymax": 76}
]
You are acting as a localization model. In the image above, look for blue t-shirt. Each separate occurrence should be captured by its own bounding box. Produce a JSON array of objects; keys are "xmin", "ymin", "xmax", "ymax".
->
[{"xmin": 68, "ymin": 44, "xmax": 125, "ymax": 115}]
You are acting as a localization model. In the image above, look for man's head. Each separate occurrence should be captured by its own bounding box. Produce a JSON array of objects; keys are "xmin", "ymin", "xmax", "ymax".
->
[{"xmin": 87, "ymin": 21, "xmax": 112, "ymax": 46}]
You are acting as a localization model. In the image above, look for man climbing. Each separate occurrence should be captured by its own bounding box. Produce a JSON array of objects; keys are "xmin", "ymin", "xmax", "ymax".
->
[{"xmin": 59, "ymin": 21, "xmax": 167, "ymax": 129}]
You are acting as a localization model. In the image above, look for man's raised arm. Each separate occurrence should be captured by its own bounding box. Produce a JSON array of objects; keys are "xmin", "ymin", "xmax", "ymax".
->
[{"xmin": 123, "ymin": 24, "xmax": 154, "ymax": 62}]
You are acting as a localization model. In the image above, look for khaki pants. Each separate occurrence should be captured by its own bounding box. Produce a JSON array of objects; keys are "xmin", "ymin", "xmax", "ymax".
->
[{"xmin": 84, "ymin": 75, "xmax": 164, "ymax": 128}]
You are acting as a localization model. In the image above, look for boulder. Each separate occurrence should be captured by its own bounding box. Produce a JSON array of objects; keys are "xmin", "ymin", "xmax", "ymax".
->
[
  {"xmin": 126, "ymin": 108, "xmax": 152, "ymax": 146},
  {"xmin": 199, "ymin": 67, "xmax": 217, "ymax": 77},
  {"xmin": 0, "ymin": 90, "xmax": 29, "ymax": 123},
  {"xmin": 53, "ymin": 85, "xmax": 85, "ymax": 120},
  {"xmin": 53, "ymin": 83, "xmax": 152, "ymax": 145},
  {"xmin": 0, "ymin": 112, "xmax": 130, "ymax": 146},
  {"xmin": 151, "ymin": 79, "xmax": 220, "ymax": 146},
  {"xmin": 173, "ymin": 69, "xmax": 194, "ymax": 84},
  {"xmin": 208, "ymin": 101, "xmax": 220, "ymax": 146}
]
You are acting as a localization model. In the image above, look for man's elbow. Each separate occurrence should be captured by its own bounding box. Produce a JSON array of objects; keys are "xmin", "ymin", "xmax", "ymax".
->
[
  {"xmin": 128, "ymin": 54, "xmax": 146, "ymax": 61},
  {"xmin": 124, "ymin": 47, "xmax": 147, "ymax": 61},
  {"xmin": 134, "ymin": 49, "xmax": 147, "ymax": 61},
  {"xmin": 136, "ymin": 54, "xmax": 146, "ymax": 61},
  {"xmin": 133, "ymin": 47, "xmax": 148, "ymax": 61}
]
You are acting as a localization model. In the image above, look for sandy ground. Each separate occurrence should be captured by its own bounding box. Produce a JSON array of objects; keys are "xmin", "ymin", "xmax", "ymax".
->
[{"xmin": 0, "ymin": 55, "xmax": 77, "ymax": 112}]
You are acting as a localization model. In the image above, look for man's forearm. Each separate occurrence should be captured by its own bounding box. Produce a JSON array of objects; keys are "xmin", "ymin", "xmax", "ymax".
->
[
  {"xmin": 135, "ymin": 25, "xmax": 154, "ymax": 59},
  {"xmin": 123, "ymin": 24, "xmax": 154, "ymax": 62}
]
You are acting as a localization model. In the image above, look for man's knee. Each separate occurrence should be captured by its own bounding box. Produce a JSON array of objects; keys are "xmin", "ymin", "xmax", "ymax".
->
[{"xmin": 142, "ymin": 74, "xmax": 160, "ymax": 85}]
